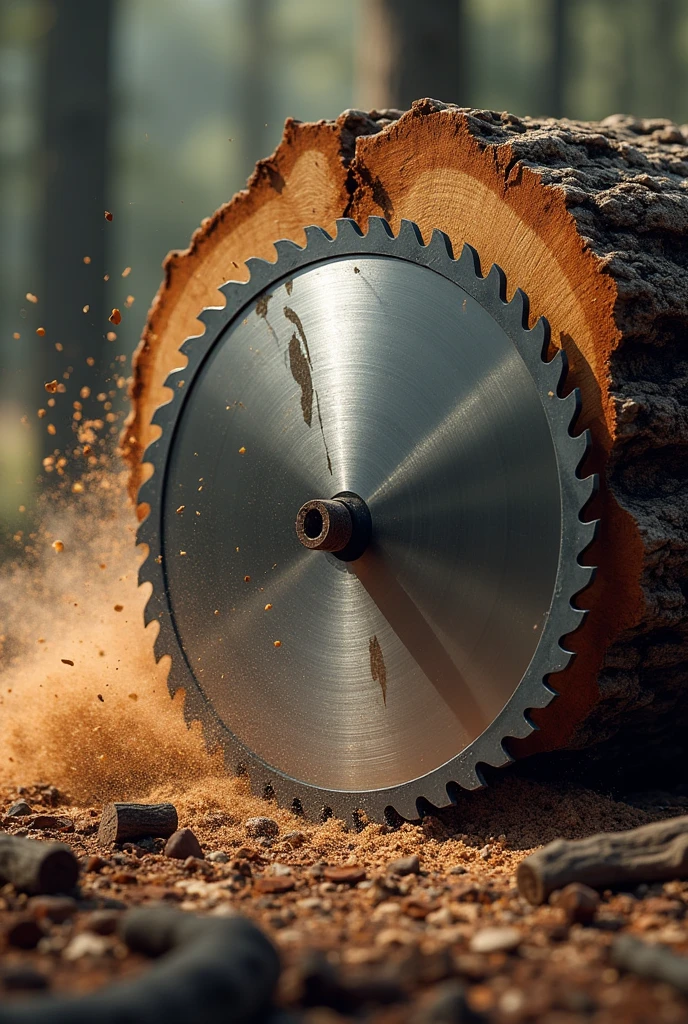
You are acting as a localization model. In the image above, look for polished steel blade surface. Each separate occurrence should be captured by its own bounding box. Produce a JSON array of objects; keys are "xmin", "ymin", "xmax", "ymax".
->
[{"xmin": 161, "ymin": 254, "xmax": 562, "ymax": 792}]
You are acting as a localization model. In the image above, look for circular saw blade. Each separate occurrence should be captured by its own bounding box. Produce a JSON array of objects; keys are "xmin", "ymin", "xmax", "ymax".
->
[{"xmin": 138, "ymin": 218, "xmax": 597, "ymax": 823}]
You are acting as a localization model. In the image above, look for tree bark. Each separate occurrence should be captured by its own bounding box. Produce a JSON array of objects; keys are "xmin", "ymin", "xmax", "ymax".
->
[
  {"xmin": 125, "ymin": 101, "xmax": 688, "ymax": 763},
  {"xmin": 517, "ymin": 815, "xmax": 688, "ymax": 904},
  {"xmin": 0, "ymin": 835, "xmax": 78, "ymax": 894},
  {"xmin": 98, "ymin": 802, "xmax": 178, "ymax": 847}
]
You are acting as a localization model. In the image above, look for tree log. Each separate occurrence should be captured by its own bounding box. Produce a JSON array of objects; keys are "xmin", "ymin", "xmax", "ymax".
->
[
  {"xmin": 98, "ymin": 802, "xmax": 178, "ymax": 847},
  {"xmin": 0, "ymin": 835, "xmax": 78, "ymax": 895},
  {"xmin": 612, "ymin": 935, "xmax": 688, "ymax": 995},
  {"xmin": 127, "ymin": 100, "xmax": 688, "ymax": 762},
  {"xmin": 0, "ymin": 908, "xmax": 280, "ymax": 1024},
  {"xmin": 517, "ymin": 815, "xmax": 688, "ymax": 904}
]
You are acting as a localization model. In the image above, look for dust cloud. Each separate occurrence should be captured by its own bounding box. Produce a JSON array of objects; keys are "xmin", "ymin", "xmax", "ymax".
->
[{"xmin": 0, "ymin": 461, "xmax": 227, "ymax": 805}]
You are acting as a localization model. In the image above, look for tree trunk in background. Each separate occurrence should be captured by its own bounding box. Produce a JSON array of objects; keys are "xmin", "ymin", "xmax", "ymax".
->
[
  {"xmin": 356, "ymin": 0, "xmax": 465, "ymax": 111},
  {"xmin": 651, "ymin": 0, "xmax": 682, "ymax": 122},
  {"xmin": 242, "ymin": 0, "xmax": 271, "ymax": 173},
  {"xmin": 548, "ymin": 0, "xmax": 566, "ymax": 118},
  {"xmin": 39, "ymin": 0, "xmax": 112, "ymax": 456}
]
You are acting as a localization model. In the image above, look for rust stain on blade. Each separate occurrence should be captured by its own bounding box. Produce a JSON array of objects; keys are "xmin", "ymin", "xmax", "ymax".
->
[
  {"xmin": 288, "ymin": 333, "xmax": 313, "ymax": 426},
  {"xmin": 369, "ymin": 635, "xmax": 387, "ymax": 705},
  {"xmin": 255, "ymin": 292, "xmax": 281, "ymax": 355},
  {"xmin": 284, "ymin": 306, "xmax": 312, "ymax": 361},
  {"xmin": 283, "ymin": 305, "xmax": 332, "ymax": 475}
]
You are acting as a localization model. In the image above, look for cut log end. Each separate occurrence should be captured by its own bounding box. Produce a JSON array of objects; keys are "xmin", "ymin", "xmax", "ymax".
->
[
  {"xmin": 127, "ymin": 101, "xmax": 688, "ymax": 766},
  {"xmin": 98, "ymin": 802, "xmax": 179, "ymax": 848}
]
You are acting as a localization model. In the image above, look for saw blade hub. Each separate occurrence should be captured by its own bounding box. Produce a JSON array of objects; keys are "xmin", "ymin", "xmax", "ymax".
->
[{"xmin": 295, "ymin": 492, "xmax": 372, "ymax": 561}]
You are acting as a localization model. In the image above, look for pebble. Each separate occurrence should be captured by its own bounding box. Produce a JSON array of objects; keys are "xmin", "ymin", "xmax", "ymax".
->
[
  {"xmin": 165, "ymin": 827, "xmax": 204, "ymax": 860},
  {"xmin": 110, "ymin": 872, "xmax": 137, "ymax": 885},
  {"xmin": 206, "ymin": 850, "xmax": 229, "ymax": 863},
  {"xmin": 6, "ymin": 917, "xmax": 44, "ymax": 950},
  {"xmin": 85, "ymin": 854, "xmax": 108, "ymax": 873},
  {"xmin": 411, "ymin": 979, "xmax": 479, "ymax": 1023},
  {"xmin": 28, "ymin": 814, "xmax": 73, "ymax": 832},
  {"xmin": 469, "ymin": 926, "xmax": 521, "ymax": 954},
  {"xmin": 556, "ymin": 883, "xmax": 600, "ymax": 926},
  {"xmin": 282, "ymin": 830, "xmax": 305, "ymax": 848},
  {"xmin": 183, "ymin": 856, "xmax": 211, "ymax": 873},
  {"xmin": 0, "ymin": 964, "xmax": 49, "ymax": 991},
  {"xmin": 323, "ymin": 865, "xmax": 367, "ymax": 885},
  {"xmin": 28, "ymin": 896, "xmax": 77, "ymax": 924},
  {"xmin": 269, "ymin": 863, "xmax": 293, "ymax": 877},
  {"xmin": 254, "ymin": 876, "xmax": 295, "ymax": 894},
  {"xmin": 387, "ymin": 854, "xmax": 420, "ymax": 876},
  {"xmin": 63, "ymin": 932, "xmax": 111, "ymax": 960},
  {"xmin": 6, "ymin": 801, "xmax": 32, "ymax": 818},
  {"xmin": 448, "ymin": 865, "xmax": 467, "ymax": 875},
  {"xmin": 82, "ymin": 909, "xmax": 121, "ymax": 936},
  {"xmin": 245, "ymin": 816, "xmax": 280, "ymax": 839}
]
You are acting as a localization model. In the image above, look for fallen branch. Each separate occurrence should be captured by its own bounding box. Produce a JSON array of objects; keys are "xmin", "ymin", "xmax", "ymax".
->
[
  {"xmin": 612, "ymin": 935, "xmax": 688, "ymax": 995},
  {"xmin": 0, "ymin": 835, "xmax": 78, "ymax": 895},
  {"xmin": 0, "ymin": 907, "xmax": 280, "ymax": 1024},
  {"xmin": 98, "ymin": 802, "xmax": 178, "ymax": 846},
  {"xmin": 517, "ymin": 815, "xmax": 688, "ymax": 904}
]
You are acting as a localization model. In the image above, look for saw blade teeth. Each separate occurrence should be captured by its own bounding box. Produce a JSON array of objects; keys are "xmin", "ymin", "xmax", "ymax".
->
[
  {"xmin": 568, "ymin": 427, "xmax": 591, "ymax": 468},
  {"xmin": 136, "ymin": 475, "xmax": 156, "ymax": 509},
  {"xmin": 425, "ymin": 227, "xmax": 453, "ymax": 260},
  {"xmin": 560, "ymin": 387, "xmax": 582, "ymax": 430},
  {"xmin": 562, "ymin": 604, "xmax": 587, "ymax": 634},
  {"xmin": 334, "ymin": 218, "xmax": 363, "ymax": 240},
  {"xmin": 484, "ymin": 262, "xmax": 507, "ymax": 302},
  {"xmin": 196, "ymin": 305, "xmax": 223, "ymax": 329},
  {"xmin": 528, "ymin": 316, "xmax": 551, "ymax": 362},
  {"xmin": 143, "ymin": 597, "xmax": 160, "ymax": 628},
  {"xmin": 456, "ymin": 241, "xmax": 481, "ymax": 276},
  {"xmin": 365, "ymin": 216, "xmax": 395, "ymax": 242},
  {"xmin": 507, "ymin": 287, "xmax": 528, "ymax": 328},
  {"xmin": 387, "ymin": 791, "xmax": 421, "ymax": 822},
  {"xmin": 150, "ymin": 401, "xmax": 173, "ymax": 429},
  {"xmin": 423, "ymin": 776, "xmax": 454, "ymax": 809},
  {"xmin": 273, "ymin": 238, "xmax": 303, "ymax": 260},
  {"xmin": 293, "ymin": 789, "xmax": 328, "ymax": 822},
  {"xmin": 245, "ymin": 256, "xmax": 274, "ymax": 284},
  {"xmin": 544, "ymin": 347, "xmax": 567, "ymax": 391},
  {"xmin": 577, "ymin": 513, "xmax": 598, "ymax": 548},
  {"xmin": 304, "ymin": 224, "xmax": 333, "ymax": 245},
  {"xmin": 179, "ymin": 332, "xmax": 205, "ymax": 358},
  {"xmin": 396, "ymin": 218, "xmax": 425, "ymax": 247}
]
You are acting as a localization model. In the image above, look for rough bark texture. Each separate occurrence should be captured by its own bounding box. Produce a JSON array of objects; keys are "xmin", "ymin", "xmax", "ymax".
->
[
  {"xmin": 0, "ymin": 835, "xmax": 78, "ymax": 895},
  {"xmin": 97, "ymin": 802, "xmax": 178, "ymax": 847},
  {"xmin": 517, "ymin": 815, "xmax": 688, "ymax": 904},
  {"xmin": 126, "ymin": 100, "xmax": 688, "ymax": 763}
]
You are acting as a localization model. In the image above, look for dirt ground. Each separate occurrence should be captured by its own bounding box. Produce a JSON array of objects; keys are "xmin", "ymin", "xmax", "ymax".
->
[
  {"xmin": 2, "ymin": 458, "xmax": 688, "ymax": 1020},
  {"xmin": 0, "ymin": 773, "xmax": 687, "ymax": 1022}
]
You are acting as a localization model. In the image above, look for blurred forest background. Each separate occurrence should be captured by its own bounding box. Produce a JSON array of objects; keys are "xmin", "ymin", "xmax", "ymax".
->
[{"xmin": 1, "ymin": 0, "xmax": 688, "ymax": 535}]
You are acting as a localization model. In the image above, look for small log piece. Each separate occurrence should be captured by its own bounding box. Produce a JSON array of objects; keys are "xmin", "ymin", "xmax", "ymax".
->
[
  {"xmin": 0, "ymin": 835, "xmax": 78, "ymax": 895},
  {"xmin": 98, "ymin": 803, "xmax": 178, "ymax": 848},
  {"xmin": 0, "ymin": 907, "xmax": 280, "ymax": 1024},
  {"xmin": 517, "ymin": 815, "xmax": 688, "ymax": 905},
  {"xmin": 612, "ymin": 935, "xmax": 688, "ymax": 995}
]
